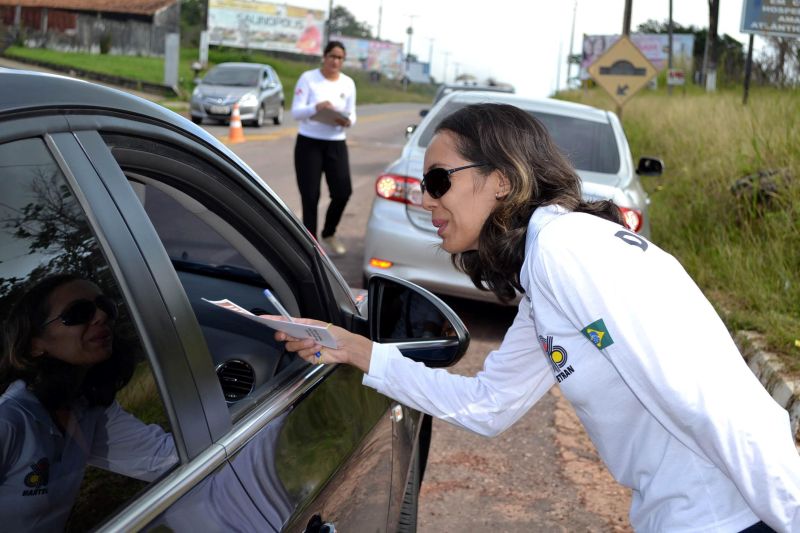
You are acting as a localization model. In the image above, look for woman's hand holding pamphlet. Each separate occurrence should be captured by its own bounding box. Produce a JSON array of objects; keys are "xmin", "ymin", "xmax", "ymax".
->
[{"xmin": 202, "ymin": 297, "xmax": 339, "ymax": 349}]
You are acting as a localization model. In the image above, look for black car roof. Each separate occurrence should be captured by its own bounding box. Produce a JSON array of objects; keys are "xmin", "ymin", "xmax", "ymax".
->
[{"xmin": 0, "ymin": 69, "xmax": 184, "ymax": 125}]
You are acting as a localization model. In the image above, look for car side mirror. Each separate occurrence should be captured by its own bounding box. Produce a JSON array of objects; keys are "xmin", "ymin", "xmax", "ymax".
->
[
  {"xmin": 367, "ymin": 273, "xmax": 469, "ymax": 367},
  {"xmin": 636, "ymin": 156, "xmax": 664, "ymax": 176},
  {"xmin": 405, "ymin": 124, "xmax": 417, "ymax": 138},
  {"xmin": 419, "ymin": 109, "xmax": 428, "ymax": 117}
]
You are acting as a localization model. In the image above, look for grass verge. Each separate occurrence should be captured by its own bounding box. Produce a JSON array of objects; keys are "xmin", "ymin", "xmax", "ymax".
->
[
  {"xmin": 560, "ymin": 86, "xmax": 800, "ymax": 369},
  {"xmin": 2, "ymin": 45, "xmax": 435, "ymax": 105}
]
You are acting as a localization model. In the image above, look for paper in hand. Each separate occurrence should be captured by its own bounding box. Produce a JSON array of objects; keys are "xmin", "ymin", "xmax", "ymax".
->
[
  {"xmin": 202, "ymin": 298, "xmax": 339, "ymax": 349},
  {"xmin": 310, "ymin": 106, "xmax": 349, "ymax": 125}
]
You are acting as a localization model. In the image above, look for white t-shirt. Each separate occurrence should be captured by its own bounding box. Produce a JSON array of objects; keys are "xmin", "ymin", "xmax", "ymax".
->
[
  {"xmin": 0, "ymin": 380, "xmax": 177, "ymax": 531},
  {"xmin": 291, "ymin": 68, "xmax": 356, "ymax": 141},
  {"xmin": 363, "ymin": 204, "xmax": 800, "ymax": 532}
]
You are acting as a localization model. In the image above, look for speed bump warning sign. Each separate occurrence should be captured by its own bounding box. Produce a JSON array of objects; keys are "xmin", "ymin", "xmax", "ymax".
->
[{"xmin": 588, "ymin": 36, "xmax": 657, "ymax": 107}]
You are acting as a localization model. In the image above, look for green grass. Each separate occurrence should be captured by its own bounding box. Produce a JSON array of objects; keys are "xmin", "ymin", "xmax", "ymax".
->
[
  {"xmin": 3, "ymin": 45, "xmax": 435, "ymax": 105},
  {"xmin": 559, "ymin": 85, "xmax": 800, "ymax": 368}
]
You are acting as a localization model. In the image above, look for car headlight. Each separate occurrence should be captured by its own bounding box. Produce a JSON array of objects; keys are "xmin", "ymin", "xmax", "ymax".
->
[{"xmin": 239, "ymin": 92, "xmax": 258, "ymax": 106}]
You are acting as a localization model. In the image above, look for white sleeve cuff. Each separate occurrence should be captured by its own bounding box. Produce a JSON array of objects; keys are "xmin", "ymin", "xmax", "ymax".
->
[{"xmin": 361, "ymin": 342, "xmax": 397, "ymax": 390}]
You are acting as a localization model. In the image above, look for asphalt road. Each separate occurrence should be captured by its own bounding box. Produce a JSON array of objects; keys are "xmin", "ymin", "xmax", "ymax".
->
[{"xmin": 208, "ymin": 104, "xmax": 633, "ymax": 532}]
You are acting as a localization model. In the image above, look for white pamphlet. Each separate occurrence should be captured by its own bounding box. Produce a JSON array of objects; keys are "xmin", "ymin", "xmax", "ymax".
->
[
  {"xmin": 310, "ymin": 106, "xmax": 349, "ymax": 125},
  {"xmin": 202, "ymin": 298, "xmax": 339, "ymax": 349}
]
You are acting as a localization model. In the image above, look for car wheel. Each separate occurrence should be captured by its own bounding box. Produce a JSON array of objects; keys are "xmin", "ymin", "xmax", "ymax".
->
[
  {"xmin": 397, "ymin": 444, "xmax": 420, "ymax": 532},
  {"xmin": 273, "ymin": 103, "xmax": 284, "ymax": 125},
  {"xmin": 251, "ymin": 105, "xmax": 265, "ymax": 128},
  {"xmin": 190, "ymin": 116, "xmax": 203, "ymax": 125}
]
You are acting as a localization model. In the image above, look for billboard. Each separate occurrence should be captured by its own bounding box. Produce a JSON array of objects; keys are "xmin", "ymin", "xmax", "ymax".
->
[
  {"xmin": 208, "ymin": 0, "xmax": 326, "ymax": 56},
  {"xmin": 741, "ymin": 0, "xmax": 800, "ymax": 39},
  {"xmin": 581, "ymin": 34, "xmax": 695, "ymax": 80},
  {"xmin": 331, "ymin": 34, "xmax": 404, "ymax": 78}
]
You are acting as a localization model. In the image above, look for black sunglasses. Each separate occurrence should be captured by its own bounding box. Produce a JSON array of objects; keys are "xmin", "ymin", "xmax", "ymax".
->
[
  {"xmin": 420, "ymin": 162, "xmax": 489, "ymax": 199},
  {"xmin": 41, "ymin": 295, "xmax": 118, "ymax": 328}
]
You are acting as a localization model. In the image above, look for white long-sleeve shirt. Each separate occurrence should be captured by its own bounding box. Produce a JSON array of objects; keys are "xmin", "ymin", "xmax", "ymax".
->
[
  {"xmin": 363, "ymin": 204, "xmax": 800, "ymax": 532},
  {"xmin": 291, "ymin": 68, "xmax": 356, "ymax": 141},
  {"xmin": 0, "ymin": 380, "xmax": 177, "ymax": 531}
]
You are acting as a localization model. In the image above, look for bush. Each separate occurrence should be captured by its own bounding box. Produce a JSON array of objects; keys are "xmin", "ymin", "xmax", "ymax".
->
[{"xmin": 99, "ymin": 33, "xmax": 112, "ymax": 55}]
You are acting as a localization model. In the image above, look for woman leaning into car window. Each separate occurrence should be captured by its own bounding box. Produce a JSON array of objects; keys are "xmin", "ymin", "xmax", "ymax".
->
[
  {"xmin": 0, "ymin": 274, "xmax": 177, "ymax": 531},
  {"xmin": 272, "ymin": 103, "xmax": 800, "ymax": 532}
]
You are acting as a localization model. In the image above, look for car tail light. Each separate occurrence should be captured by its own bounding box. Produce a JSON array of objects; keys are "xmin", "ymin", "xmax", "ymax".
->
[
  {"xmin": 369, "ymin": 258, "xmax": 393, "ymax": 269},
  {"xmin": 618, "ymin": 206, "xmax": 642, "ymax": 232},
  {"xmin": 375, "ymin": 174, "xmax": 423, "ymax": 206}
]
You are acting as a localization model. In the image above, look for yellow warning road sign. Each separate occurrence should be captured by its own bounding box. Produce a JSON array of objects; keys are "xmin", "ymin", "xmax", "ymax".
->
[{"xmin": 587, "ymin": 36, "xmax": 657, "ymax": 107}]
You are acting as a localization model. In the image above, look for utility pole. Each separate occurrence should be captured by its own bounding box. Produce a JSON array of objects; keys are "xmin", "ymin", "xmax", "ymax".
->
[
  {"xmin": 622, "ymin": 0, "xmax": 632, "ymax": 36},
  {"xmin": 376, "ymin": 0, "xmax": 383, "ymax": 40},
  {"xmin": 619, "ymin": 0, "xmax": 633, "ymax": 118},
  {"xmin": 743, "ymin": 33, "xmax": 754, "ymax": 104},
  {"xmin": 568, "ymin": 1, "xmax": 577, "ymax": 88},
  {"xmin": 405, "ymin": 15, "xmax": 418, "ymax": 62},
  {"xmin": 428, "ymin": 38, "xmax": 435, "ymax": 80},
  {"xmin": 668, "ymin": 0, "xmax": 673, "ymax": 95},
  {"xmin": 556, "ymin": 41, "xmax": 563, "ymax": 93},
  {"xmin": 326, "ymin": 0, "xmax": 334, "ymax": 46},
  {"xmin": 404, "ymin": 15, "xmax": 418, "ymax": 90}
]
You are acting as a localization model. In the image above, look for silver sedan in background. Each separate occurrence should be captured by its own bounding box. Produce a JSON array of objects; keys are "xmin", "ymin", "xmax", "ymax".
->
[
  {"xmin": 190, "ymin": 62, "xmax": 284, "ymax": 127},
  {"xmin": 363, "ymin": 91, "xmax": 664, "ymax": 304}
]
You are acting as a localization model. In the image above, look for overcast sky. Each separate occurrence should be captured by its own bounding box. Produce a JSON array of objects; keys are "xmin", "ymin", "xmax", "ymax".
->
[{"xmin": 304, "ymin": 0, "xmax": 761, "ymax": 97}]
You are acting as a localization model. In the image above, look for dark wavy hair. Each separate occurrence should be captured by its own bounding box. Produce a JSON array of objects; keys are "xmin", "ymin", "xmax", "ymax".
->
[
  {"xmin": 435, "ymin": 103, "xmax": 623, "ymax": 303},
  {"xmin": 0, "ymin": 273, "xmax": 134, "ymax": 410},
  {"xmin": 324, "ymin": 40, "xmax": 345, "ymax": 56}
]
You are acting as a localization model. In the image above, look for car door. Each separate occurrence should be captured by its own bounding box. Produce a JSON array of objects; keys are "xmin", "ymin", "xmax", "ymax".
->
[
  {"xmin": 0, "ymin": 119, "xmax": 269, "ymax": 532},
  {"xmin": 69, "ymin": 117, "xmax": 398, "ymax": 530},
  {"xmin": 261, "ymin": 67, "xmax": 279, "ymax": 114}
]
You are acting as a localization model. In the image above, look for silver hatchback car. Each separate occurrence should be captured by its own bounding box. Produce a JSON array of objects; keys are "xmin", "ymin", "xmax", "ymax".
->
[
  {"xmin": 363, "ymin": 91, "xmax": 663, "ymax": 304},
  {"xmin": 190, "ymin": 62, "xmax": 284, "ymax": 127}
]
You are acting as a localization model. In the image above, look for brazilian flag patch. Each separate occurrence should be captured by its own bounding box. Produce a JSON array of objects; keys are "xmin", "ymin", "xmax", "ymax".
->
[{"xmin": 581, "ymin": 318, "xmax": 614, "ymax": 350}]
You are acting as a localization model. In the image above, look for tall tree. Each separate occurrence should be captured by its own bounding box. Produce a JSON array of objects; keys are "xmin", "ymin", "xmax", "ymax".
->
[{"xmin": 329, "ymin": 5, "xmax": 373, "ymax": 39}]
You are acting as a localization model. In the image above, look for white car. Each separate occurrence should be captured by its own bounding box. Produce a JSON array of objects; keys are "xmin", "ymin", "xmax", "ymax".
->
[{"xmin": 363, "ymin": 91, "xmax": 663, "ymax": 304}]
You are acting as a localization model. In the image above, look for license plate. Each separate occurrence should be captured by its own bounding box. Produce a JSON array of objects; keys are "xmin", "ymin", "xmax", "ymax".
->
[{"xmin": 208, "ymin": 105, "xmax": 229, "ymax": 115}]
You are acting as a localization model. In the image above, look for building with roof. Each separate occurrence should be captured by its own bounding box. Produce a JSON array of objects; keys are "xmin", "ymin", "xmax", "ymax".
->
[{"xmin": 0, "ymin": 0, "xmax": 179, "ymax": 55}]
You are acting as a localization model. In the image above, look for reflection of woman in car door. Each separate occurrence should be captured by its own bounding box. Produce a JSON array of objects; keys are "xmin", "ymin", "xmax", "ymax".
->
[
  {"xmin": 0, "ymin": 274, "xmax": 177, "ymax": 531},
  {"xmin": 275, "ymin": 104, "xmax": 800, "ymax": 532}
]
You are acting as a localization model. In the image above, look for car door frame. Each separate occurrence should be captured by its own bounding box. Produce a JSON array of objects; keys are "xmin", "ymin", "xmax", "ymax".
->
[{"xmin": 59, "ymin": 111, "xmax": 395, "ymax": 522}]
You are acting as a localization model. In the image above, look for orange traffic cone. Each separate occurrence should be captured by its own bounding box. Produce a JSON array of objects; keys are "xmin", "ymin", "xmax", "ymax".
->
[{"xmin": 228, "ymin": 103, "xmax": 246, "ymax": 144}]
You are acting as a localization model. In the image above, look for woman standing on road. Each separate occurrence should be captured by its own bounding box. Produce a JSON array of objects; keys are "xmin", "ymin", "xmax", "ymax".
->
[
  {"xmin": 291, "ymin": 40, "xmax": 356, "ymax": 256},
  {"xmin": 274, "ymin": 103, "xmax": 800, "ymax": 532}
]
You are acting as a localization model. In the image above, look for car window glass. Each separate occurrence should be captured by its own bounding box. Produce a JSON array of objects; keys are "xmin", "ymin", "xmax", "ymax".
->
[
  {"xmin": 203, "ymin": 67, "xmax": 259, "ymax": 87},
  {"xmin": 127, "ymin": 175, "xmax": 302, "ymax": 419},
  {"xmin": 0, "ymin": 138, "xmax": 178, "ymax": 532},
  {"xmin": 418, "ymin": 103, "xmax": 620, "ymax": 174},
  {"xmin": 532, "ymin": 111, "xmax": 620, "ymax": 174}
]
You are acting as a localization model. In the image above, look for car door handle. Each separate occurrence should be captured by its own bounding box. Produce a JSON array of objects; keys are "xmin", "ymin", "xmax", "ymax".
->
[
  {"xmin": 304, "ymin": 514, "xmax": 337, "ymax": 533},
  {"xmin": 390, "ymin": 404, "xmax": 404, "ymax": 422}
]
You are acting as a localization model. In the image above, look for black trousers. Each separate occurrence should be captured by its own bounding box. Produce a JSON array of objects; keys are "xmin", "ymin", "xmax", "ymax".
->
[{"xmin": 294, "ymin": 134, "xmax": 352, "ymax": 239}]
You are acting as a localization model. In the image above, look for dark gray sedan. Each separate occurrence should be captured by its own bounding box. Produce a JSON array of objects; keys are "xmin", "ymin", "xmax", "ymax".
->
[{"xmin": 0, "ymin": 69, "xmax": 468, "ymax": 532}]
